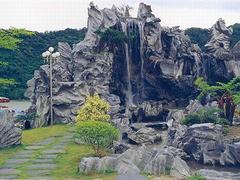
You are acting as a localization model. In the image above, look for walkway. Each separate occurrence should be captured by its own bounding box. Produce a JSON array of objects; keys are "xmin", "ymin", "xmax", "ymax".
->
[{"xmin": 0, "ymin": 132, "xmax": 74, "ymax": 179}]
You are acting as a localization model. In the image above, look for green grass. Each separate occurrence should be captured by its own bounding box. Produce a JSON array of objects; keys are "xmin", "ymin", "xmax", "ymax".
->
[
  {"xmin": 22, "ymin": 124, "xmax": 72, "ymax": 145},
  {"xmin": 52, "ymin": 142, "xmax": 116, "ymax": 179},
  {"xmin": 0, "ymin": 145, "xmax": 24, "ymax": 166},
  {"xmin": 0, "ymin": 125, "xmax": 71, "ymax": 166},
  {"xmin": 187, "ymin": 174, "xmax": 206, "ymax": 180}
]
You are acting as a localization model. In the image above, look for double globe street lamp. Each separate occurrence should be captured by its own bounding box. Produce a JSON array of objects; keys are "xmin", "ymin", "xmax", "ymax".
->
[{"xmin": 42, "ymin": 47, "xmax": 60, "ymax": 126}]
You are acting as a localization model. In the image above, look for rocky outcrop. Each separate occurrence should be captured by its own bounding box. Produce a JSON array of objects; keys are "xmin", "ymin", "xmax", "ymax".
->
[
  {"xmin": 127, "ymin": 127, "xmax": 161, "ymax": 144},
  {"xmin": 25, "ymin": 2, "xmax": 240, "ymax": 128},
  {"xmin": 205, "ymin": 18, "xmax": 233, "ymax": 60},
  {"xmin": 168, "ymin": 122, "xmax": 240, "ymax": 166},
  {"xmin": 0, "ymin": 111, "xmax": 22, "ymax": 148},
  {"xmin": 78, "ymin": 146, "xmax": 191, "ymax": 178}
]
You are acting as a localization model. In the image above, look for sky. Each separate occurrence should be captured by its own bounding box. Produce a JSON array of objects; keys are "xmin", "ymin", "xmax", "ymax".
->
[{"xmin": 0, "ymin": 0, "xmax": 239, "ymax": 32}]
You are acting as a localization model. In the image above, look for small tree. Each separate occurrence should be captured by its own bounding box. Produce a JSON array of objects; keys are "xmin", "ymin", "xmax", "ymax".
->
[
  {"xmin": 76, "ymin": 94, "xmax": 119, "ymax": 157},
  {"xmin": 76, "ymin": 94, "xmax": 110, "ymax": 122},
  {"xmin": 76, "ymin": 121, "xmax": 119, "ymax": 157}
]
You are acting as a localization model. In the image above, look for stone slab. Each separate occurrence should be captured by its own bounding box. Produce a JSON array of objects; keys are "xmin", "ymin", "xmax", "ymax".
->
[
  {"xmin": 116, "ymin": 173, "xmax": 147, "ymax": 180},
  {"xmin": 26, "ymin": 177, "xmax": 52, "ymax": 180},
  {"xmin": 5, "ymin": 159, "xmax": 30, "ymax": 164},
  {"xmin": 40, "ymin": 154, "xmax": 58, "ymax": 159},
  {"xmin": 43, "ymin": 149, "xmax": 65, "ymax": 154},
  {"xmin": 26, "ymin": 164, "xmax": 56, "ymax": 170},
  {"xmin": 51, "ymin": 145, "xmax": 65, "ymax": 150},
  {"xmin": 26, "ymin": 146, "xmax": 44, "ymax": 150},
  {"xmin": 32, "ymin": 159, "xmax": 55, "ymax": 163},
  {"xmin": 27, "ymin": 170, "xmax": 51, "ymax": 176},
  {"xmin": 14, "ymin": 154, "xmax": 33, "ymax": 158},
  {"xmin": 0, "ymin": 168, "xmax": 20, "ymax": 175},
  {"xmin": 0, "ymin": 175, "xmax": 18, "ymax": 179}
]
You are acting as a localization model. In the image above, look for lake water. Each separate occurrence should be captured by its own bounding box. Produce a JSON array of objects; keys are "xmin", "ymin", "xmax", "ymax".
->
[{"xmin": 0, "ymin": 100, "xmax": 31, "ymax": 111}]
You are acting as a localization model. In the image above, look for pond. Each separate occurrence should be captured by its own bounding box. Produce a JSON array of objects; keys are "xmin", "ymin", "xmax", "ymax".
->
[{"xmin": 0, "ymin": 100, "xmax": 31, "ymax": 111}]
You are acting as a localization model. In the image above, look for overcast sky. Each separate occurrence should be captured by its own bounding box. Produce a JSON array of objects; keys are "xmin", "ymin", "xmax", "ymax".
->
[{"xmin": 0, "ymin": 0, "xmax": 239, "ymax": 32}]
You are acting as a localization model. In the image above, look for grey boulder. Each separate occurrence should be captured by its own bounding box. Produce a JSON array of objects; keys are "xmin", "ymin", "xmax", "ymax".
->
[
  {"xmin": 78, "ymin": 146, "xmax": 191, "ymax": 178},
  {"xmin": 0, "ymin": 111, "xmax": 22, "ymax": 148}
]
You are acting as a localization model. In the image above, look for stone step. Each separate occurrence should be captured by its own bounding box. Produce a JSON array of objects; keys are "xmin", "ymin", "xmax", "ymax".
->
[
  {"xmin": 0, "ymin": 168, "xmax": 20, "ymax": 175},
  {"xmin": 26, "ymin": 164, "xmax": 56, "ymax": 170},
  {"xmin": 40, "ymin": 154, "xmax": 58, "ymax": 159},
  {"xmin": 27, "ymin": 170, "xmax": 51, "ymax": 176},
  {"xmin": 0, "ymin": 175, "xmax": 18, "ymax": 179},
  {"xmin": 32, "ymin": 159, "xmax": 55, "ymax": 164},
  {"xmin": 43, "ymin": 149, "xmax": 65, "ymax": 154},
  {"xmin": 26, "ymin": 145, "xmax": 44, "ymax": 150},
  {"xmin": 116, "ymin": 173, "xmax": 147, "ymax": 180}
]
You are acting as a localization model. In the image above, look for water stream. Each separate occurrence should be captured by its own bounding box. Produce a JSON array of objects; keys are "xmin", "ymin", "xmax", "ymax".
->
[
  {"xmin": 121, "ymin": 21, "xmax": 133, "ymax": 105},
  {"xmin": 138, "ymin": 21, "xmax": 145, "ymax": 97}
]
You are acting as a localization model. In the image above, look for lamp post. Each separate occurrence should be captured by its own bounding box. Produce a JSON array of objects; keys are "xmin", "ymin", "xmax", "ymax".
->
[{"xmin": 42, "ymin": 47, "xmax": 60, "ymax": 126}]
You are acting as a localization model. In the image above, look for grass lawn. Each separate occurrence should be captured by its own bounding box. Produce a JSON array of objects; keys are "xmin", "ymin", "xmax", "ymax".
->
[
  {"xmin": 52, "ymin": 142, "xmax": 116, "ymax": 180},
  {"xmin": 0, "ymin": 125, "xmax": 71, "ymax": 166},
  {"xmin": 22, "ymin": 124, "xmax": 72, "ymax": 145}
]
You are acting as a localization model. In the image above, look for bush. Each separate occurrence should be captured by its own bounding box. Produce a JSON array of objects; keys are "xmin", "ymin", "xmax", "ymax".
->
[
  {"xmin": 76, "ymin": 94, "xmax": 110, "ymax": 122},
  {"xmin": 76, "ymin": 121, "xmax": 119, "ymax": 157},
  {"xmin": 182, "ymin": 107, "xmax": 227, "ymax": 126},
  {"xmin": 187, "ymin": 174, "xmax": 206, "ymax": 180}
]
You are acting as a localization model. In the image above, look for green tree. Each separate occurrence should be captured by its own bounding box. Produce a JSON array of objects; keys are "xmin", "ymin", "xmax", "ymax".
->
[
  {"xmin": 76, "ymin": 121, "xmax": 119, "ymax": 157},
  {"xmin": 76, "ymin": 94, "xmax": 119, "ymax": 157},
  {"xmin": 230, "ymin": 23, "xmax": 240, "ymax": 47},
  {"xmin": 185, "ymin": 27, "xmax": 210, "ymax": 50},
  {"xmin": 76, "ymin": 94, "xmax": 110, "ymax": 122},
  {"xmin": 0, "ymin": 27, "xmax": 86, "ymax": 99},
  {"xmin": 0, "ymin": 28, "xmax": 34, "ymax": 50}
]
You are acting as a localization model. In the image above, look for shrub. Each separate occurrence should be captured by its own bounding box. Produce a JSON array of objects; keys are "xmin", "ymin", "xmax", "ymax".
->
[
  {"xmin": 195, "ymin": 76, "xmax": 240, "ymax": 104},
  {"xmin": 187, "ymin": 174, "xmax": 206, "ymax": 180},
  {"xmin": 182, "ymin": 107, "xmax": 228, "ymax": 126},
  {"xmin": 76, "ymin": 94, "xmax": 110, "ymax": 122},
  {"xmin": 76, "ymin": 121, "xmax": 119, "ymax": 157}
]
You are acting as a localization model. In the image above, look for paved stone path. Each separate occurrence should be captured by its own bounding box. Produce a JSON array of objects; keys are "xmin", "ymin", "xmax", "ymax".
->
[{"xmin": 0, "ymin": 132, "xmax": 74, "ymax": 180}]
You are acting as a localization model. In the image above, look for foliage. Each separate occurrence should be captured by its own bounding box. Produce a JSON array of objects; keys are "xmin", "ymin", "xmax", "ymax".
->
[
  {"xmin": 182, "ymin": 107, "xmax": 227, "ymax": 126},
  {"xmin": 0, "ymin": 61, "xmax": 8, "ymax": 66},
  {"xmin": 185, "ymin": 28, "xmax": 210, "ymax": 50},
  {"xmin": 15, "ymin": 112, "xmax": 38, "ymax": 122},
  {"xmin": 76, "ymin": 94, "xmax": 110, "ymax": 122},
  {"xmin": 230, "ymin": 23, "xmax": 240, "ymax": 47},
  {"xmin": 195, "ymin": 77, "xmax": 240, "ymax": 104},
  {"xmin": 76, "ymin": 121, "xmax": 119, "ymax": 157},
  {"xmin": 187, "ymin": 174, "xmax": 206, "ymax": 180},
  {"xmin": 96, "ymin": 28, "xmax": 127, "ymax": 49},
  {"xmin": 185, "ymin": 24, "xmax": 240, "ymax": 50},
  {"xmin": 0, "ymin": 28, "xmax": 86, "ymax": 99},
  {"xmin": 0, "ymin": 28, "xmax": 35, "ymax": 50},
  {"xmin": 0, "ymin": 78, "xmax": 16, "ymax": 86}
]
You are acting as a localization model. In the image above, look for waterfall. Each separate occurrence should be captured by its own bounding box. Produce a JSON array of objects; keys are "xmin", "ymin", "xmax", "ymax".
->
[
  {"xmin": 121, "ymin": 21, "xmax": 133, "ymax": 105},
  {"xmin": 138, "ymin": 21, "xmax": 145, "ymax": 98}
]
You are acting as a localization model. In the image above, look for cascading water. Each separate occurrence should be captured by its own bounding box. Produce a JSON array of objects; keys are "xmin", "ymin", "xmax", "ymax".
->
[
  {"xmin": 138, "ymin": 21, "xmax": 145, "ymax": 98},
  {"xmin": 121, "ymin": 21, "xmax": 133, "ymax": 105}
]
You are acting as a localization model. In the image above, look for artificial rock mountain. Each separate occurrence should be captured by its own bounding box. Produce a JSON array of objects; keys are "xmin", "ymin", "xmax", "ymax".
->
[{"xmin": 25, "ymin": 3, "xmax": 240, "ymax": 128}]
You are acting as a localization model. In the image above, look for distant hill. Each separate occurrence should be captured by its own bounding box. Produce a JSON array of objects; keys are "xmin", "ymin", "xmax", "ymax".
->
[
  {"xmin": 185, "ymin": 23, "xmax": 240, "ymax": 50},
  {"xmin": 0, "ymin": 28, "xmax": 86, "ymax": 99}
]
